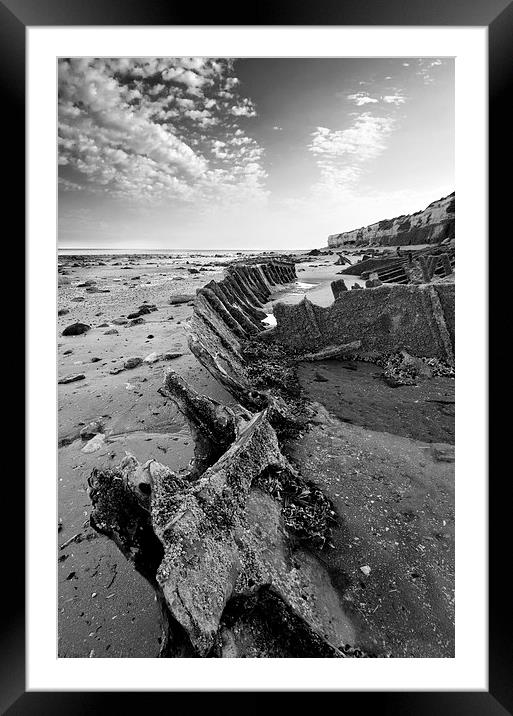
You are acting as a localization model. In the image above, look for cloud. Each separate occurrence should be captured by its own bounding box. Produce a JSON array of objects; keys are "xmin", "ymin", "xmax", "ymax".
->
[
  {"xmin": 415, "ymin": 58, "xmax": 445, "ymax": 84},
  {"xmin": 308, "ymin": 112, "xmax": 397, "ymax": 198},
  {"xmin": 382, "ymin": 93, "xmax": 406, "ymax": 106},
  {"xmin": 347, "ymin": 92, "xmax": 378, "ymax": 106},
  {"xmin": 58, "ymin": 58, "xmax": 267, "ymax": 207}
]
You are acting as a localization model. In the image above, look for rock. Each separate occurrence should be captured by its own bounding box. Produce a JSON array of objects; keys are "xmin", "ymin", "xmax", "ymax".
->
[
  {"xmin": 430, "ymin": 444, "xmax": 455, "ymax": 463},
  {"xmin": 307, "ymin": 248, "xmax": 322, "ymax": 256},
  {"xmin": 104, "ymin": 329, "xmax": 119, "ymax": 335},
  {"xmin": 314, "ymin": 372, "xmax": 329, "ymax": 382},
  {"xmin": 129, "ymin": 317, "xmax": 145, "ymax": 326},
  {"xmin": 58, "ymin": 309, "xmax": 69, "ymax": 316},
  {"xmin": 82, "ymin": 433, "xmax": 105, "ymax": 453},
  {"xmin": 400, "ymin": 350, "xmax": 433, "ymax": 378},
  {"xmin": 143, "ymin": 352, "xmax": 160, "ymax": 364},
  {"xmin": 62, "ymin": 322, "xmax": 91, "ymax": 336},
  {"xmin": 80, "ymin": 420, "xmax": 104, "ymax": 440},
  {"xmin": 58, "ymin": 373, "xmax": 86, "ymax": 384},
  {"xmin": 124, "ymin": 357, "xmax": 143, "ymax": 370},
  {"xmin": 163, "ymin": 352, "xmax": 183, "ymax": 361},
  {"xmin": 63, "ymin": 349, "xmax": 73, "ymax": 355},
  {"xmin": 109, "ymin": 366, "xmax": 124, "ymax": 374},
  {"xmin": 169, "ymin": 294, "xmax": 195, "ymax": 305},
  {"xmin": 71, "ymin": 297, "xmax": 85, "ymax": 302},
  {"xmin": 365, "ymin": 273, "xmax": 382, "ymax": 288},
  {"xmin": 77, "ymin": 280, "xmax": 97, "ymax": 287},
  {"xmin": 112, "ymin": 318, "xmax": 128, "ymax": 325},
  {"xmin": 91, "ymin": 357, "xmax": 101, "ymax": 363},
  {"xmin": 360, "ymin": 565, "xmax": 371, "ymax": 576},
  {"xmin": 188, "ymin": 268, "xmax": 200, "ymax": 274}
]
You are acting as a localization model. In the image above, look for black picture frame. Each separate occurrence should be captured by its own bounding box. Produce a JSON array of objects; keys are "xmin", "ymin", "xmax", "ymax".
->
[{"xmin": 5, "ymin": 0, "xmax": 507, "ymax": 711}]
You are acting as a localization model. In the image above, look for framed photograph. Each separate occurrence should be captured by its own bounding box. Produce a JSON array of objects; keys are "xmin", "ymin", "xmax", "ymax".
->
[{"xmin": 5, "ymin": 0, "xmax": 506, "ymax": 710}]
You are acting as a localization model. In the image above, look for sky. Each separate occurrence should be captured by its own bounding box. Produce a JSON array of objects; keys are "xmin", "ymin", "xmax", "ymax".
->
[{"xmin": 58, "ymin": 57, "xmax": 454, "ymax": 250}]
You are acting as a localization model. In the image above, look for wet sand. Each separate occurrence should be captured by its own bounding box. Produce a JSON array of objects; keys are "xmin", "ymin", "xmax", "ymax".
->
[{"xmin": 298, "ymin": 359, "xmax": 455, "ymax": 444}]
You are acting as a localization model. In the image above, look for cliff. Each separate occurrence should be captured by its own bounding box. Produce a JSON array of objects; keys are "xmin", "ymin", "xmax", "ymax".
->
[{"xmin": 328, "ymin": 192, "xmax": 455, "ymax": 248}]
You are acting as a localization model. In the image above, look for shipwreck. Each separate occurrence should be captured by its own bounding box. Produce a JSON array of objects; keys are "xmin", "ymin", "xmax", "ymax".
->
[{"xmin": 89, "ymin": 259, "xmax": 455, "ymax": 658}]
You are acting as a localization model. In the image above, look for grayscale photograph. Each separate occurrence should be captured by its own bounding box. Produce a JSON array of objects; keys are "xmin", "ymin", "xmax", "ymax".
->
[{"xmin": 57, "ymin": 56, "xmax": 455, "ymax": 658}]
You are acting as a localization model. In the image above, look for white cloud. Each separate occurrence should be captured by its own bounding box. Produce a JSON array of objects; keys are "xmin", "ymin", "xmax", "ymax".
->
[
  {"xmin": 309, "ymin": 112, "xmax": 397, "ymax": 198},
  {"xmin": 58, "ymin": 58, "xmax": 267, "ymax": 207},
  {"xmin": 382, "ymin": 93, "xmax": 406, "ymax": 106},
  {"xmin": 415, "ymin": 58, "xmax": 445, "ymax": 84},
  {"xmin": 347, "ymin": 92, "xmax": 378, "ymax": 106}
]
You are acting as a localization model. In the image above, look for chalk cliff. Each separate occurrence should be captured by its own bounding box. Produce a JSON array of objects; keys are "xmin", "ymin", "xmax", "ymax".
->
[{"xmin": 328, "ymin": 192, "xmax": 455, "ymax": 248}]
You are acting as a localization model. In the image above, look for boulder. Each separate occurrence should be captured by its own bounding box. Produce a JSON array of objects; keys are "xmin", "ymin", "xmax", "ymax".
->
[
  {"xmin": 124, "ymin": 357, "xmax": 143, "ymax": 370},
  {"xmin": 58, "ymin": 373, "xmax": 85, "ymax": 384},
  {"xmin": 62, "ymin": 322, "xmax": 91, "ymax": 336}
]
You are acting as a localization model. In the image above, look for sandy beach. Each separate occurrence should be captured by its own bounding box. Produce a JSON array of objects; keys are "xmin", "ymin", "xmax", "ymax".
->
[
  {"xmin": 57, "ymin": 252, "xmax": 240, "ymax": 656},
  {"xmin": 57, "ymin": 249, "xmax": 343, "ymax": 656}
]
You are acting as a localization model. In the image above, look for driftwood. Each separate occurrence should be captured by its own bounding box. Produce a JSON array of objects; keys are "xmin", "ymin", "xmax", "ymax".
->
[{"xmin": 300, "ymin": 340, "xmax": 362, "ymax": 362}]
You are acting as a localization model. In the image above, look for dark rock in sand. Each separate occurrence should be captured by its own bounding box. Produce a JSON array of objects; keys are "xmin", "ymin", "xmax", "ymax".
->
[
  {"xmin": 314, "ymin": 372, "xmax": 329, "ymax": 382},
  {"xmin": 58, "ymin": 309, "xmax": 69, "ymax": 316},
  {"xmin": 124, "ymin": 357, "xmax": 143, "ymax": 370},
  {"xmin": 169, "ymin": 294, "xmax": 195, "ymax": 305},
  {"xmin": 104, "ymin": 329, "xmax": 119, "ymax": 335},
  {"xmin": 63, "ymin": 349, "xmax": 73, "ymax": 355},
  {"xmin": 71, "ymin": 297, "xmax": 85, "ymax": 302},
  {"xmin": 62, "ymin": 322, "xmax": 91, "ymax": 336},
  {"xmin": 58, "ymin": 373, "xmax": 86, "ymax": 384},
  {"xmin": 112, "ymin": 318, "xmax": 128, "ymax": 325},
  {"xmin": 129, "ymin": 317, "xmax": 145, "ymax": 326},
  {"xmin": 91, "ymin": 357, "xmax": 101, "ymax": 363}
]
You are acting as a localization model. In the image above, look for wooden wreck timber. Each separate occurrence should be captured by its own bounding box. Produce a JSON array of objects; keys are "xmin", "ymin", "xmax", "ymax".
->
[
  {"xmin": 337, "ymin": 245, "xmax": 455, "ymax": 285},
  {"xmin": 271, "ymin": 283, "xmax": 455, "ymax": 364},
  {"xmin": 187, "ymin": 261, "xmax": 297, "ymax": 409},
  {"xmin": 89, "ymin": 261, "xmax": 455, "ymax": 658}
]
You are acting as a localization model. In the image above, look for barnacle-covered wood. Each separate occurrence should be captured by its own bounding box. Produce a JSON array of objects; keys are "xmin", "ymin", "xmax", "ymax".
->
[{"xmin": 89, "ymin": 415, "xmax": 356, "ymax": 657}]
